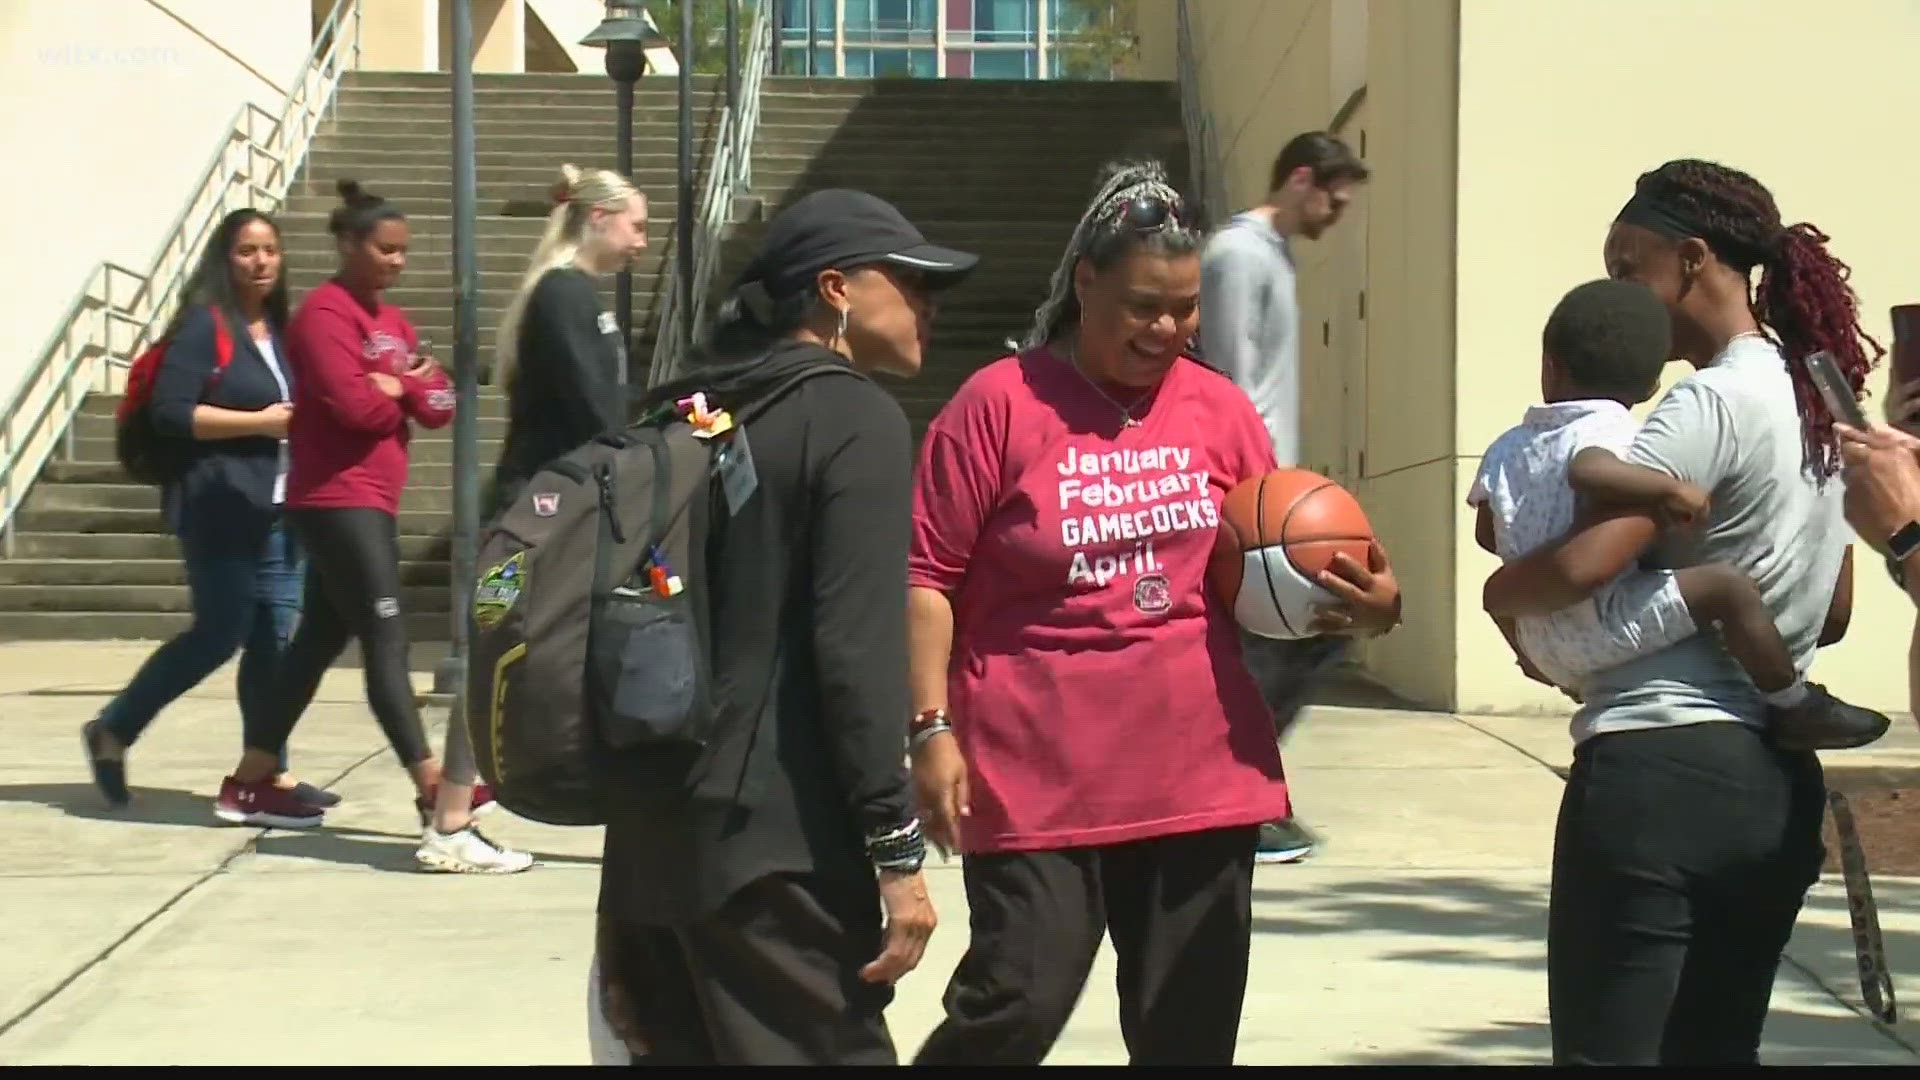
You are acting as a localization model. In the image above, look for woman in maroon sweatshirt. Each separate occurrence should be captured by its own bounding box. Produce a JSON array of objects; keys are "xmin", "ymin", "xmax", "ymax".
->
[{"xmin": 216, "ymin": 180, "xmax": 470, "ymax": 830}]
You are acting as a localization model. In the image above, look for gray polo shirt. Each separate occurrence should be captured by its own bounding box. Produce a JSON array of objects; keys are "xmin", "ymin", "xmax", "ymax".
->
[
  {"xmin": 1572, "ymin": 334, "xmax": 1849, "ymax": 743},
  {"xmin": 1199, "ymin": 212, "xmax": 1300, "ymax": 464}
]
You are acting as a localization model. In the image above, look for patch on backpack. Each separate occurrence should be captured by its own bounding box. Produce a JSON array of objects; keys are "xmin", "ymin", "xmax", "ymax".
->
[
  {"xmin": 531, "ymin": 492, "xmax": 560, "ymax": 517},
  {"xmin": 474, "ymin": 551, "xmax": 527, "ymax": 629},
  {"xmin": 1132, "ymin": 573, "xmax": 1172, "ymax": 616}
]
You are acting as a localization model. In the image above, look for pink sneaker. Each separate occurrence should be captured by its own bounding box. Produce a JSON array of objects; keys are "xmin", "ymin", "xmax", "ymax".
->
[{"xmin": 215, "ymin": 776, "xmax": 325, "ymax": 829}]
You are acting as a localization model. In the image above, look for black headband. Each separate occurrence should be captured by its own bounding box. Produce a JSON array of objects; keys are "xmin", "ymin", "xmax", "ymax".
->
[{"xmin": 1614, "ymin": 191, "xmax": 1779, "ymax": 268}]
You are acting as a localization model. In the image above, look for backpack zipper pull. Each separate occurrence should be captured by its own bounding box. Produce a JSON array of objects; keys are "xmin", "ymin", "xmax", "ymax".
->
[{"xmin": 595, "ymin": 467, "xmax": 627, "ymax": 544}]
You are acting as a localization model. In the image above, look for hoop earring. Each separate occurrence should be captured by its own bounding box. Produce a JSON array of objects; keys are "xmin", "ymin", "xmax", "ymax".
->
[{"xmin": 835, "ymin": 306, "xmax": 849, "ymax": 341}]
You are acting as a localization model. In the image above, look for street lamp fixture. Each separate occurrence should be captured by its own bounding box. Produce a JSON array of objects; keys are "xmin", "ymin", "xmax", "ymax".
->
[{"xmin": 581, "ymin": 3, "xmax": 670, "ymax": 388}]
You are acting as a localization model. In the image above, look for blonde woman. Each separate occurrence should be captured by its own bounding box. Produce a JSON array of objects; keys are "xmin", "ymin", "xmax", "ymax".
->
[{"xmin": 487, "ymin": 163, "xmax": 649, "ymax": 517}]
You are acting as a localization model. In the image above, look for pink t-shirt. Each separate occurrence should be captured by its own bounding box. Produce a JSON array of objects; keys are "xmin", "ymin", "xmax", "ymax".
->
[{"xmin": 909, "ymin": 348, "xmax": 1288, "ymax": 854}]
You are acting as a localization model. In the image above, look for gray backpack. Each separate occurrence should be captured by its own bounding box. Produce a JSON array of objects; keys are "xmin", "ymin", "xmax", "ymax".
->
[{"xmin": 464, "ymin": 361, "xmax": 849, "ymax": 826}]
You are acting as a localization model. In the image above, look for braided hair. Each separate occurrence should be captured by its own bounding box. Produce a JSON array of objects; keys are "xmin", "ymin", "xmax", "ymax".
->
[
  {"xmin": 1628, "ymin": 159, "xmax": 1882, "ymax": 478},
  {"xmin": 1017, "ymin": 159, "xmax": 1205, "ymax": 352}
]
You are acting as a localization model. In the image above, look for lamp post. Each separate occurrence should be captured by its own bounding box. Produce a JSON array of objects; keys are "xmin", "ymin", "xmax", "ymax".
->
[
  {"xmin": 676, "ymin": 1, "xmax": 694, "ymax": 356},
  {"xmin": 435, "ymin": 0, "xmax": 479, "ymax": 701},
  {"xmin": 582, "ymin": 2, "xmax": 668, "ymax": 388}
]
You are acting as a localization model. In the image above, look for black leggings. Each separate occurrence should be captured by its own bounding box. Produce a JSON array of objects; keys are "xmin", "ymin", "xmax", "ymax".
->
[
  {"xmin": 1548, "ymin": 721, "xmax": 1826, "ymax": 1065},
  {"xmin": 244, "ymin": 507, "xmax": 432, "ymax": 767}
]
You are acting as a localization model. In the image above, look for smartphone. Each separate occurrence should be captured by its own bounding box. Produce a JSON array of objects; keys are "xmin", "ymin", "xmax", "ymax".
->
[
  {"xmin": 1803, "ymin": 350, "xmax": 1870, "ymax": 430},
  {"xmin": 1892, "ymin": 305, "xmax": 1920, "ymax": 386}
]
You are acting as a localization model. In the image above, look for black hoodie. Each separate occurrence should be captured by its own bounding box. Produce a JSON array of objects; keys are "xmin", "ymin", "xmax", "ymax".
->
[{"xmin": 600, "ymin": 341, "xmax": 916, "ymax": 925}]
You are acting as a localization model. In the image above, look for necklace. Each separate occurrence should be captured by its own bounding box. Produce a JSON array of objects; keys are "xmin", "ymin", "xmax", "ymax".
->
[{"xmin": 1058, "ymin": 340, "xmax": 1150, "ymax": 428}]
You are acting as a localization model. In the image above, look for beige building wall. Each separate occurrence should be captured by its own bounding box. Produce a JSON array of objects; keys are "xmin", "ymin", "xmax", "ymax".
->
[
  {"xmin": 1452, "ymin": 0, "xmax": 1920, "ymax": 716},
  {"xmin": 1179, "ymin": 0, "xmax": 1461, "ymax": 708},
  {"xmin": 0, "ymin": 0, "xmax": 311, "ymax": 396}
]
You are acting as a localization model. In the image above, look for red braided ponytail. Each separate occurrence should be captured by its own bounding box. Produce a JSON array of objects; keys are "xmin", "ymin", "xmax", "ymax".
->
[
  {"xmin": 1758, "ymin": 222, "xmax": 1885, "ymax": 477},
  {"xmin": 1632, "ymin": 160, "xmax": 1881, "ymax": 478}
]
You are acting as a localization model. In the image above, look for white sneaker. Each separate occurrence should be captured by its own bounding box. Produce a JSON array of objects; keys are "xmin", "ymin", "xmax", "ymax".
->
[{"xmin": 415, "ymin": 824, "xmax": 534, "ymax": 874}]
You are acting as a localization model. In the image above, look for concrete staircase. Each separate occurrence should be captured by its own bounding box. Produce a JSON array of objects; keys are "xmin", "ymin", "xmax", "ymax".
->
[{"xmin": 0, "ymin": 71, "xmax": 1185, "ymax": 642}]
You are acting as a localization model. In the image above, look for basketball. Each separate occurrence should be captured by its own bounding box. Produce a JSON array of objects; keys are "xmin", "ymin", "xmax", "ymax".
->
[{"xmin": 1208, "ymin": 468, "xmax": 1376, "ymax": 640}]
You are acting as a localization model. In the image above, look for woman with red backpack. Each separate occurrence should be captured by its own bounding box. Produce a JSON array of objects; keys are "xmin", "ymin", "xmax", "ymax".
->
[{"xmin": 82, "ymin": 209, "xmax": 336, "ymax": 812}]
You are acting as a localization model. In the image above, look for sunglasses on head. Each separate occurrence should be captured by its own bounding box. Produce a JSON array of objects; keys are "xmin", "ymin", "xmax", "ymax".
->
[{"xmin": 1112, "ymin": 195, "xmax": 1183, "ymax": 234}]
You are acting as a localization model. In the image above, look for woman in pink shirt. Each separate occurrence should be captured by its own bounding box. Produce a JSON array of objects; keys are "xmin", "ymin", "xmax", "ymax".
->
[{"xmin": 906, "ymin": 161, "xmax": 1401, "ymax": 1065}]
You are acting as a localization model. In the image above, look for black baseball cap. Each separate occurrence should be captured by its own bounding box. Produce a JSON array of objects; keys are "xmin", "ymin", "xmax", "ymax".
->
[{"xmin": 734, "ymin": 189, "xmax": 979, "ymax": 300}]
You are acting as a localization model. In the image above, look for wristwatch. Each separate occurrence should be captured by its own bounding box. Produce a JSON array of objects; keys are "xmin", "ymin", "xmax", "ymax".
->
[{"xmin": 1884, "ymin": 521, "xmax": 1920, "ymax": 590}]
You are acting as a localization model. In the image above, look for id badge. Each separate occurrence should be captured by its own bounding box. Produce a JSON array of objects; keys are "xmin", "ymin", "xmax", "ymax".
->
[{"xmin": 715, "ymin": 426, "xmax": 759, "ymax": 514}]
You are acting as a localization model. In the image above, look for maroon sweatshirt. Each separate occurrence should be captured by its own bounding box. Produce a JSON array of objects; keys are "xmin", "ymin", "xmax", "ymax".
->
[{"xmin": 284, "ymin": 279, "xmax": 453, "ymax": 514}]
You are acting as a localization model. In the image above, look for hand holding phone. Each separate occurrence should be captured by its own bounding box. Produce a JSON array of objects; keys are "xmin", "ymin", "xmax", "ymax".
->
[{"xmin": 1803, "ymin": 350, "xmax": 1870, "ymax": 430}]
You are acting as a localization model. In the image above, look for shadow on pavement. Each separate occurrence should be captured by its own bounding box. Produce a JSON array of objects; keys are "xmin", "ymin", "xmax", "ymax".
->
[
  {"xmin": 0, "ymin": 781, "xmax": 599, "ymax": 874},
  {"xmin": 1247, "ymin": 870, "xmax": 1918, "ymax": 1065}
]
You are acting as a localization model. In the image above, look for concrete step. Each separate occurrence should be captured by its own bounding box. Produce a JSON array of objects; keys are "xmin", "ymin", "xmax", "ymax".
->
[
  {"xmin": 57, "ymin": 413, "xmax": 951, "ymax": 471},
  {"xmin": 6, "ymin": 532, "xmax": 450, "ymax": 561},
  {"xmin": 316, "ymin": 119, "xmax": 1178, "ymax": 151},
  {"xmin": 0, "ymin": 610, "xmax": 451, "ymax": 641},
  {"xmin": 65, "ymin": 413, "xmax": 512, "ymax": 444},
  {"xmin": 279, "ymin": 186, "xmax": 1130, "ymax": 219},
  {"xmin": 0, "ymin": 583, "xmax": 452, "ymax": 613},
  {"xmin": 11, "ymin": 507, "xmax": 467, "ymax": 537},
  {"xmin": 340, "ymin": 73, "xmax": 1174, "ymax": 101},
  {"xmin": 0, "ymin": 558, "xmax": 456, "ymax": 586},
  {"xmin": 326, "ymin": 104, "xmax": 1175, "ymax": 136},
  {"xmin": 268, "ymin": 215, "xmax": 1082, "ymax": 253},
  {"xmin": 77, "ymin": 394, "xmax": 509, "ymax": 419},
  {"xmin": 28, "ymin": 482, "xmax": 468, "ymax": 514},
  {"xmin": 278, "ymin": 269, "xmax": 1056, "ymax": 304},
  {"xmin": 295, "ymin": 152, "xmax": 1155, "ymax": 185}
]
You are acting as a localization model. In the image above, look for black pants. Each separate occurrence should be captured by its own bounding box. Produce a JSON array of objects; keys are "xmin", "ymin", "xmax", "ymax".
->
[
  {"xmin": 914, "ymin": 825, "xmax": 1257, "ymax": 1066},
  {"xmin": 244, "ymin": 507, "xmax": 431, "ymax": 766},
  {"xmin": 599, "ymin": 873, "xmax": 896, "ymax": 1065},
  {"xmin": 1549, "ymin": 721, "xmax": 1827, "ymax": 1065}
]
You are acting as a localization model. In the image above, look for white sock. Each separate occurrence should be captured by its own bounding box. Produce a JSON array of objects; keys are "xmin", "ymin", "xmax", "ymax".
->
[{"xmin": 1766, "ymin": 681, "xmax": 1809, "ymax": 708}]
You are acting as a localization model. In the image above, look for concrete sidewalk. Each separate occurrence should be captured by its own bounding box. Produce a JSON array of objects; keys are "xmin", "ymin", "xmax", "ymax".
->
[{"xmin": 0, "ymin": 643, "xmax": 1913, "ymax": 1065}]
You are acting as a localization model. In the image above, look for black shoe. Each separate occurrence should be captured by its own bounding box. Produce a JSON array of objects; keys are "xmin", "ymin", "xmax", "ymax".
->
[
  {"xmin": 1769, "ymin": 683, "xmax": 1892, "ymax": 751},
  {"xmin": 81, "ymin": 719, "xmax": 131, "ymax": 808},
  {"xmin": 291, "ymin": 782, "xmax": 342, "ymax": 809},
  {"xmin": 1255, "ymin": 819, "xmax": 1316, "ymax": 864}
]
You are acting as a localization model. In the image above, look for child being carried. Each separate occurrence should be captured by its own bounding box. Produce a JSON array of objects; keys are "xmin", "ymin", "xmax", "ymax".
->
[{"xmin": 1469, "ymin": 278, "xmax": 1887, "ymax": 751}]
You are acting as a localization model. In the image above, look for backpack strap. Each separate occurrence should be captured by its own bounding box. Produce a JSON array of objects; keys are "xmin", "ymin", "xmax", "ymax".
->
[
  {"xmin": 207, "ymin": 307, "xmax": 235, "ymax": 382},
  {"xmin": 732, "ymin": 360, "xmax": 860, "ymax": 426}
]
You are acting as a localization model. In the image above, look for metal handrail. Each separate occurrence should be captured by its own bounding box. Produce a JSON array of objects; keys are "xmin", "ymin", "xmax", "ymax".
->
[
  {"xmin": 646, "ymin": 0, "xmax": 775, "ymax": 387},
  {"xmin": 0, "ymin": 0, "xmax": 363, "ymax": 556},
  {"xmin": 1175, "ymin": 0, "xmax": 1227, "ymax": 227}
]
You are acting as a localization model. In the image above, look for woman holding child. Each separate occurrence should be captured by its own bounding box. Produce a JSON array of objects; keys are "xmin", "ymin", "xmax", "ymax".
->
[{"xmin": 1481, "ymin": 159, "xmax": 1880, "ymax": 1065}]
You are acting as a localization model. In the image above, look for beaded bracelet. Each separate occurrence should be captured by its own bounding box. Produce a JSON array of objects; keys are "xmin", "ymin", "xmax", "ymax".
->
[{"xmin": 866, "ymin": 818, "xmax": 927, "ymax": 873}]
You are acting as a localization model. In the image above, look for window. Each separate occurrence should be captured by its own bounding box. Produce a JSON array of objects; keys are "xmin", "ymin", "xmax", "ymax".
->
[
  {"xmin": 844, "ymin": 0, "xmax": 938, "ymax": 43},
  {"xmin": 777, "ymin": 45, "xmax": 837, "ymax": 75},
  {"xmin": 868, "ymin": 47, "xmax": 937, "ymax": 77},
  {"xmin": 969, "ymin": 49, "xmax": 1034, "ymax": 79},
  {"xmin": 972, "ymin": 0, "xmax": 1036, "ymax": 43},
  {"xmin": 778, "ymin": 0, "xmax": 835, "ymax": 42}
]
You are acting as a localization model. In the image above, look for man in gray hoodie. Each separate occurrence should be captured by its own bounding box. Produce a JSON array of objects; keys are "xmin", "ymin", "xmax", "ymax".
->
[{"xmin": 1199, "ymin": 131, "xmax": 1369, "ymax": 864}]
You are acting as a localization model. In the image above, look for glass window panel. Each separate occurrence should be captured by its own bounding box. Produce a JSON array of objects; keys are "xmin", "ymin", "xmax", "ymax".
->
[
  {"xmin": 970, "ymin": 48, "xmax": 1033, "ymax": 79},
  {"xmin": 972, "ymin": 0, "xmax": 1036, "ymax": 42},
  {"xmin": 779, "ymin": 0, "xmax": 836, "ymax": 41}
]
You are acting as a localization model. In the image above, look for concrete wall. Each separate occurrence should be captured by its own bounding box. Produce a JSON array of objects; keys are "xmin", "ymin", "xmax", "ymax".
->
[
  {"xmin": 1183, "ymin": 0, "xmax": 1461, "ymax": 707},
  {"xmin": 0, "ymin": 0, "xmax": 311, "ymax": 397},
  {"xmin": 1451, "ymin": 0, "xmax": 1920, "ymax": 716}
]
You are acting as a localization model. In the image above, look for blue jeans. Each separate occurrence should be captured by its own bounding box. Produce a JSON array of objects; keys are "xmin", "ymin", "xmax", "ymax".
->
[{"xmin": 99, "ymin": 508, "xmax": 304, "ymax": 762}]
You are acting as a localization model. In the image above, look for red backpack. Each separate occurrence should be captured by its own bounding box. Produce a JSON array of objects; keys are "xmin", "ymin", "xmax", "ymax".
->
[{"xmin": 115, "ymin": 307, "xmax": 233, "ymax": 485}]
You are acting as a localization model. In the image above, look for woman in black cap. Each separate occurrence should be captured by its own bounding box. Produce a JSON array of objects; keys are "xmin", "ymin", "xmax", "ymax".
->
[{"xmin": 591, "ymin": 188, "xmax": 977, "ymax": 1065}]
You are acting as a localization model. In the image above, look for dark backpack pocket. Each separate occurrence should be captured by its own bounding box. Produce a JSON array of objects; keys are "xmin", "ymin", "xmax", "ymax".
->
[{"xmin": 588, "ymin": 588, "xmax": 703, "ymax": 749}]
